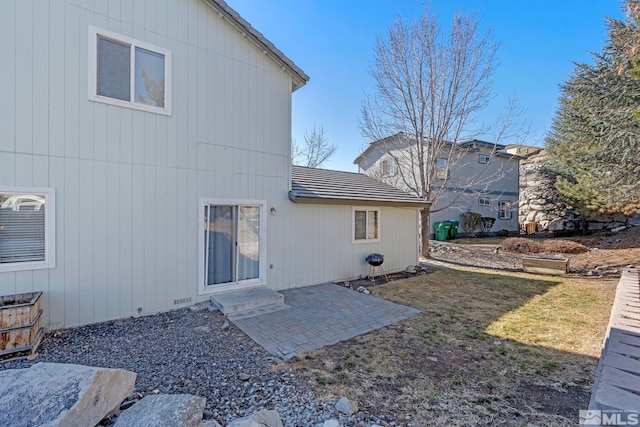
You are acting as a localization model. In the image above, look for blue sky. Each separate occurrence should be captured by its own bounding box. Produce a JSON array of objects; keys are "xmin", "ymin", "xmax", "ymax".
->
[{"xmin": 230, "ymin": 1, "xmax": 625, "ymax": 172}]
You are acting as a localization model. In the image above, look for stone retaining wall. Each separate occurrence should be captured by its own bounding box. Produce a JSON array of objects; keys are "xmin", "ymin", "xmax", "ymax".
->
[{"xmin": 519, "ymin": 151, "xmax": 640, "ymax": 232}]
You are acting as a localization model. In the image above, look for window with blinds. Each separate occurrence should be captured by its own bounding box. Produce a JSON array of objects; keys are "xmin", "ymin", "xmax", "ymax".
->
[{"xmin": 0, "ymin": 188, "xmax": 55, "ymax": 272}]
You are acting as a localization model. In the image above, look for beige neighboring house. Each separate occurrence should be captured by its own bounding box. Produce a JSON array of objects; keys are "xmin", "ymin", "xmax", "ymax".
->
[
  {"xmin": 354, "ymin": 133, "xmax": 522, "ymax": 237},
  {"xmin": 0, "ymin": 0, "xmax": 426, "ymax": 330},
  {"xmin": 504, "ymin": 144, "xmax": 542, "ymax": 158}
]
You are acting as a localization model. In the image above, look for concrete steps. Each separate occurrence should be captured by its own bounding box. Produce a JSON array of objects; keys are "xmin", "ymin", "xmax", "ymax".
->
[{"xmin": 210, "ymin": 287, "xmax": 288, "ymax": 320}]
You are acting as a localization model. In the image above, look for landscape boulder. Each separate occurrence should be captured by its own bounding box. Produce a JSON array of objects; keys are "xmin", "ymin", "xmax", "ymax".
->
[
  {"xmin": 114, "ymin": 394, "xmax": 206, "ymax": 427},
  {"xmin": 335, "ymin": 396, "xmax": 358, "ymax": 416},
  {"xmin": 0, "ymin": 362, "xmax": 136, "ymax": 427},
  {"xmin": 227, "ymin": 409, "xmax": 283, "ymax": 427}
]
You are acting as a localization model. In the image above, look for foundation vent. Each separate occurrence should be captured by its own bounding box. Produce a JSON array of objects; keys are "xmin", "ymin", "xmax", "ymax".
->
[{"xmin": 173, "ymin": 297, "xmax": 192, "ymax": 305}]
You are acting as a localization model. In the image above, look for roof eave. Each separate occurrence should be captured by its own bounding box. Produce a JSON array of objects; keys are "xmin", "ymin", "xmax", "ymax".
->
[
  {"xmin": 495, "ymin": 152, "xmax": 525, "ymax": 161},
  {"xmin": 353, "ymin": 133, "xmax": 404, "ymax": 165},
  {"xmin": 289, "ymin": 192, "xmax": 430, "ymax": 208},
  {"xmin": 202, "ymin": 0, "xmax": 309, "ymax": 91},
  {"xmin": 457, "ymin": 139, "xmax": 506, "ymax": 150}
]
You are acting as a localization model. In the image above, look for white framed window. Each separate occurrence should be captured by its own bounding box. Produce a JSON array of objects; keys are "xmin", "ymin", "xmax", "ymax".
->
[
  {"xmin": 478, "ymin": 153, "xmax": 490, "ymax": 164},
  {"xmin": 381, "ymin": 159, "xmax": 397, "ymax": 177},
  {"xmin": 435, "ymin": 158, "xmax": 448, "ymax": 180},
  {"xmin": 88, "ymin": 26, "xmax": 172, "ymax": 115},
  {"xmin": 198, "ymin": 199, "xmax": 266, "ymax": 295},
  {"xmin": 498, "ymin": 201, "xmax": 513, "ymax": 219},
  {"xmin": 478, "ymin": 197, "xmax": 491, "ymax": 207},
  {"xmin": 353, "ymin": 207, "xmax": 380, "ymax": 243},
  {"xmin": 0, "ymin": 187, "xmax": 56, "ymax": 273}
]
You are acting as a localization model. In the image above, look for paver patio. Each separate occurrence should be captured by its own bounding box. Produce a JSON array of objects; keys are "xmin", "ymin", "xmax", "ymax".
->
[{"xmin": 230, "ymin": 283, "xmax": 421, "ymax": 360}]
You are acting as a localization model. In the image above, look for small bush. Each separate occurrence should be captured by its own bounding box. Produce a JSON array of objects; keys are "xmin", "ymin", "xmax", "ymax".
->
[
  {"xmin": 460, "ymin": 212, "xmax": 482, "ymax": 236},
  {"xmin": 501, "ymin": 238, "xmax": 589, "ymax": 254},
  {"xmin": 477, "ymin": 217, "xmax": 496, "ymax": 237}
]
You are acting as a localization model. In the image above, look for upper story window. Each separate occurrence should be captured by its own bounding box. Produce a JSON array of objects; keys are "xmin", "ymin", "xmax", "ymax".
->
[
  {"xmin": 435, "ymin": 158, "xmax": 448, "ymax": 180},
  {"xmin": 88, "ymin": 27, "xmax": 172, "ymax": 115},
  {"xmin": 353, "ymin": 208, "xmax": 380, "ymax": 243},
  {"xmin": 498, "ymin": 201, "xmax": 513, "ymax": 219},
  {"xmin": 478, "ymin": 153, "xmax": 490, "ymax": 164},
  {"xmin": 381, "ymin": 159, "xmax": 397, "ymax": 177},
  {"xmin": 0, "ymin": 188, "xmax": 56, "ymax": 273},
  {"xmin": 478, "ymin": 197, "xmax": 491, "ymax": 207}
]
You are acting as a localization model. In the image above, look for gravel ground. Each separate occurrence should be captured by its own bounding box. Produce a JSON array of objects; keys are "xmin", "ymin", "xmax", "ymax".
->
[
  {"xmin": 428, "ymin": 240, "xmax": 524, "ymax": 271},
  {"xmin": 429, "ymin": 227, "xmax": 640, "ymax": 273},
  {"xmin": 0, "ymin": 306, "xmax": 348, "ymax": 426}
]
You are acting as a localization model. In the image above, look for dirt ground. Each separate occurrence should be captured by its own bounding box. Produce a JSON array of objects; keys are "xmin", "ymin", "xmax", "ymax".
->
[{"xmin": 429, "ymin": 226, "xmax": 640, "ymax": 273}]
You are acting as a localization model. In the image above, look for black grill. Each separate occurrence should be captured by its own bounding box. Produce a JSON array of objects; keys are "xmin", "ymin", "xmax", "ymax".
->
[{"xmin": 365, "ymin": 253, "xmax": 384, "ymax": 266}]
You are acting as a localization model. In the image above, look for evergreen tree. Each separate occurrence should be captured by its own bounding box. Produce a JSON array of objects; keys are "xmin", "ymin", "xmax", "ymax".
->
[{"xmin": 546, "ymin": 1, "xmax": 640, "ymax": 216}]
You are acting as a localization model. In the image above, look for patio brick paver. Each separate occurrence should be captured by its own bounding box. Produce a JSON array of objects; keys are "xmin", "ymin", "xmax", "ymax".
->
[{"xmin": 231, "ymin": 283, "xmax": 421, "ymax": 360}]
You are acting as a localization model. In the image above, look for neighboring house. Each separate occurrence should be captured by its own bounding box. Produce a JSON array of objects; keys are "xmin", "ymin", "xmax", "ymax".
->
[
  {"xmin": 0, "ymin": 0, "xmax": 425, "ymax": 330},
  {"xmin": 504, "ymin": 144, "xmax": 542, "ymax": 158},
  {"xmin": 354, "ymin": 133, "xmax": 521, "ymax": 237}
]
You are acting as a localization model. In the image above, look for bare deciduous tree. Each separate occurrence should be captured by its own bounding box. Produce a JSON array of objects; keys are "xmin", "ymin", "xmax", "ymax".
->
[
  {"xmin": 292, "ymin": 125, "xmax": 337, "ymax": 168},
  {"xmin": 359, "ymin": 9, "xmax": 525, "ymax": 257}
]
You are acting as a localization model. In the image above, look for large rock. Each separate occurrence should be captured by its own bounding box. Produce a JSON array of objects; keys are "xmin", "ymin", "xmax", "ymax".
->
[
  {"xmin": 227, "ymin": 409, "xmax": 283, "ymax": 427},
  {"xmin": 0, "ymin": 362, "xmax": 136, "ymax": 427},
  {"xmin": 528, "ymin": 203, "xmax": 547, "ymax": 212},
  {"xmin": 335, "ymin": 396, "xmax": 358, "ymax": 416},
  {"xmin": 114, "ymin": 394, "xmax": 206, "ymax": 427},
  {"xmin": 606, "ymin": 222, "xmax": 627, "ymax": 230},
  {"xmin": 548, "ymin": 219, "xmax": 566, "ymax": 231},
  {"xmin": 629, "ymin": 215, "xmax": 640, "ymax": 226}
]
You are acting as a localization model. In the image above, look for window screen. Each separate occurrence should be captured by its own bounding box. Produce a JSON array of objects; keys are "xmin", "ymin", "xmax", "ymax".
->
[
  {"xmin": 354, "ymin": 210, "xmax": 367, "ymax": 240},
  {"xmin": 97, "ymin": 36, "xmax": 131, "ymax": 101}
]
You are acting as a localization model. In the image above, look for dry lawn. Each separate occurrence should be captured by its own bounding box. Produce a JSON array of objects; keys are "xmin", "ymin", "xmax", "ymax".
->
[{"xmin": 289, "ymin": 266, "xmax": 617, "ymax": 426}]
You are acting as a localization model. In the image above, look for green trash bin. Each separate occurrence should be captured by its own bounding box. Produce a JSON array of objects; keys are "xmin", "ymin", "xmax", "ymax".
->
[
  {"xmin": 448, "ymin": 220, "xmax": 459, "ymax": 239},
  {"xmin": 435, "ymin": 222, "xmax": 451, "ymax": 241}
]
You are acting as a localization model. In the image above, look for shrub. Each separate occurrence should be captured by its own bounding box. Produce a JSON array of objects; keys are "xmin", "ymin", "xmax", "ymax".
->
[
  {"xmin": 477, "ymin": 217, "xmax": 496, "ymax": 237},
  {"xmin": 460, "ymin": 211, "xmax": 482, "ymax": 236}
]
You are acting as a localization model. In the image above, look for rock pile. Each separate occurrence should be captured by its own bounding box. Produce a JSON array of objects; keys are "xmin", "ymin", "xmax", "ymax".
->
[
  {"xmin": 0, "ymin": 363, "xmax": 136, "ymax": 427},
  {"xmin": 0, "ymin": 363, "xmax": 370, "ymax": 427},
  {"xmin": 519, "ymin": 152, "xmax": 578, "ymax": 232},
  {"xmin": 519, "ymin": 151, "xmax": 640, "ymax": 232}
]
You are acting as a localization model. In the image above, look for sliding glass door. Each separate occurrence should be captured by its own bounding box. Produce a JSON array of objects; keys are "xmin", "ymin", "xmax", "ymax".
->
[{"xmin": 203, "ymin": 203, "xmax": 262, "ymax": 288}]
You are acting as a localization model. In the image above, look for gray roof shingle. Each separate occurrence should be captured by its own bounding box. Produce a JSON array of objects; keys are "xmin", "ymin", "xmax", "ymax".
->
[{"xmin": 290, "ymin": 166, "xmax": 428, "ymax": 208}]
